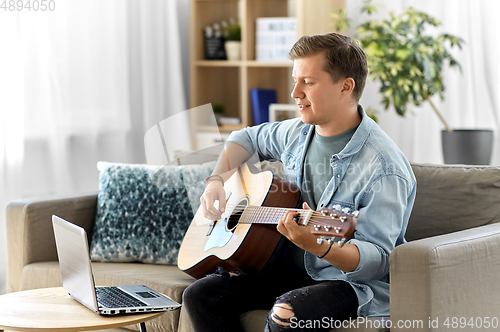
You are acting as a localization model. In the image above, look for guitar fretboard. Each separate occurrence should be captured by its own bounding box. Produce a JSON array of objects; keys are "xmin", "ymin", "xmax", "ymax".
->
[{"xmin": 239, "ymin": 206, "xmax": 313, "ymax": 226}]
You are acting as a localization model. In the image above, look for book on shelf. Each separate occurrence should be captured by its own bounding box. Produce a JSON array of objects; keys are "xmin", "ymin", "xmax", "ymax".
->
[
  {"xmin": 250, "ymin": 88, "xmax": 277, "ymax": 125},
  {"xmin": 256, "ymin": 17, "xmax": 297, "ymax": 62}
]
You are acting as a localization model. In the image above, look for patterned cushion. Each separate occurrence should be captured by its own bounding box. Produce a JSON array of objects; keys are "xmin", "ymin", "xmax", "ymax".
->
[{"xmin": 90, "ymin": 161, "xmax": 215, "ymax": 265}]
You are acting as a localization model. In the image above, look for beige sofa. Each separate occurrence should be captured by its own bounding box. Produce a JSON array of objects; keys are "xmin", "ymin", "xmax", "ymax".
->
[{"xmin": 6, "ymin": 163, "xmax": 500, "ymax": 332}]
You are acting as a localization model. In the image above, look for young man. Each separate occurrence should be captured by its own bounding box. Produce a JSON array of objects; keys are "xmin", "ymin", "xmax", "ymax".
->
[{"xmin": 183, "ymin": 33, "xmax": 416, "ymax": 331}]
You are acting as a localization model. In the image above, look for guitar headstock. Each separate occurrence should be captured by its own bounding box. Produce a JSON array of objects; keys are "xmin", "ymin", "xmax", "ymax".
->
[{"xmin": 309, "ymin": 205, "xmax": 358, "ymax": 248}]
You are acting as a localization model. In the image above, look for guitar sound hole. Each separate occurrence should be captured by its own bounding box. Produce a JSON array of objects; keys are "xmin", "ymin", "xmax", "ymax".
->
[{"xmin": 227, "ymin": 198, "xmax": 248, "ymax": 231}]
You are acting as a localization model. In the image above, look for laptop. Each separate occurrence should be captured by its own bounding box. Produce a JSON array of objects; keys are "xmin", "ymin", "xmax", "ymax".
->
[{"xmin": 52, "ymin": 215, "xmax": 181, "ymax": 315}]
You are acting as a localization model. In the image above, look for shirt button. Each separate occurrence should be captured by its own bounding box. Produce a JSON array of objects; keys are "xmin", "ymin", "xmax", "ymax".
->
[{"xmin": 336, "ymin": 174, "xmax": 340, "ymax": 178}]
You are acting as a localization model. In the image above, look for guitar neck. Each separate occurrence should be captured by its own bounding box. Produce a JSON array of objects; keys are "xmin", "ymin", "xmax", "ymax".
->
[{"xmin": 239, "ymin": 206, "xmax": 313, "ymax": 226}]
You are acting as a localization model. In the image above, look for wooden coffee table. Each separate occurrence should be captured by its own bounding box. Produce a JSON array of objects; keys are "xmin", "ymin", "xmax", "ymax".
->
[{"xmin": 0, "ymin": 287, "xmax": 168, "ymax": 331}]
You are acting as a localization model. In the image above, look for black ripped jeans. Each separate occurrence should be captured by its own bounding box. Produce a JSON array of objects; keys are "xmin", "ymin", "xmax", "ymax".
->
[{"xmin": 182, "ymin": 263, "xmax": 358, "ymax": 332}]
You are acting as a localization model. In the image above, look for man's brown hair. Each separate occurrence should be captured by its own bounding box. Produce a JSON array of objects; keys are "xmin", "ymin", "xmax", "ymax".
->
[{"xmin": 289, "ymin": 33, "xmax": 368, "ymax": 102}]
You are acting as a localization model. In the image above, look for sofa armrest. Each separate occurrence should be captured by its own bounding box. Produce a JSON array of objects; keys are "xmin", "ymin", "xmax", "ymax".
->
[
  {"xmin": 6, "ymin": 192, "xmax": 98, "ymax": 293},
  {"xmin": 389, "ymin": 223, "xmax": 500, "ymax": 330}
]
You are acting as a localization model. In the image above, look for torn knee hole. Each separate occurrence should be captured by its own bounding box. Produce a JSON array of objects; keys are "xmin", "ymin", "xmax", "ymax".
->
[
  {"xmin": 212, "ymin": 266, "xmax": 243, "ymax": 278},
  {"xmin": 271, "ymin": 302, "xmax": 295, "ymax": 327}
]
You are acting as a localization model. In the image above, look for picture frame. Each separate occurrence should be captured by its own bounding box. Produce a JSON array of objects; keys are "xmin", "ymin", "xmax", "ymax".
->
[{"xmin": 268, "ymin": 103, "xmax": 299, "ymax": 122}]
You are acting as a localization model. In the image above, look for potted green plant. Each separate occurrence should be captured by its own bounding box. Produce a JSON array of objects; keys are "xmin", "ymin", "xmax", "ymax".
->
[
  {"xmin": 224, "ymin": 21, "xmax": 241, "ymax": 61},
  {"xmin": 332, "ymin": 1, "xmax": 493, "ymax": 165}
]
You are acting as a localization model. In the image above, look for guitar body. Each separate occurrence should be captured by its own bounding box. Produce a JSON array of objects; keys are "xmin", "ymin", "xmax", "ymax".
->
[{"xmin": 177, "ymin": 163, "xmax": 300, "ymax": 279}]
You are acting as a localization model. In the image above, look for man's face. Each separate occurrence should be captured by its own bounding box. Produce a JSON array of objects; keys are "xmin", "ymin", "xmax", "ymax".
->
[{"xmin": 291, "ymin": 52, "xmax": 346, "ymax": 129}]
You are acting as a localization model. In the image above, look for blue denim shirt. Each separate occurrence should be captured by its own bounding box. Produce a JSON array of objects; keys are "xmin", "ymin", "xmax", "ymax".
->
[{"xmin": 226, "ymin": 106, "xmax": 416, "ymax": 317}]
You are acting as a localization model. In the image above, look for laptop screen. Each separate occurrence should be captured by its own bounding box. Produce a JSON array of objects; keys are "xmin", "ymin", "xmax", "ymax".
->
[{"xmin": 53, "ymin": 215, "xmax": 99, "ymax": 313}]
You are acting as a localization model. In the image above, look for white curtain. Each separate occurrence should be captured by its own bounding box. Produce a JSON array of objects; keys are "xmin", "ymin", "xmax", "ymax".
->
[
  {"xmin": 0, "ymin": 0, "xmax": 190, "ymax": 294},
  {"xmin": 348, "ymin": 0, "xmax": 500, "ymax": 164}
]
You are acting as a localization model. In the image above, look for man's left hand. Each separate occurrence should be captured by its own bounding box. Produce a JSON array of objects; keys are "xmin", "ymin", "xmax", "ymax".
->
[{"xmin": 277, "ymin": 202, "xmax": 324, "ymax": 254}]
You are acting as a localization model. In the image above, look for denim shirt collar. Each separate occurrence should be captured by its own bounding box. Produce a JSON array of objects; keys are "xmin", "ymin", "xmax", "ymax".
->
[
  {"xmin": 337, "ymin": 105, "xmax": 371, "ymax": 160},
  {"xmin": 297, "ymin": 105, "xmax": 370, "ymax": 190}
]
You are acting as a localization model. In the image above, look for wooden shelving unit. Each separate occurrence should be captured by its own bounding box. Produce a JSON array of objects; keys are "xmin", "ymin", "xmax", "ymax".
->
[{"xmin": 190, "ymin": 0, "xmax": 344, "ymax": 150}]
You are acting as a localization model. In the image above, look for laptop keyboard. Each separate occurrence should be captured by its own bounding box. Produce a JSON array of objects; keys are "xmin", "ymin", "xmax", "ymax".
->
[{"xmin": 96, "ymin": 287, "xmax": 149, "ymax": 308}]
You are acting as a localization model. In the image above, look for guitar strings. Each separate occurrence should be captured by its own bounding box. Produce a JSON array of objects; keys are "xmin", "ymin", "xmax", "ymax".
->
[
  {"xmin": 218, "ymin": 203, "xmax": 352, "ymax": 220},
  {"xmin": 215, "ymin": 204, "xmax": 353, "ymax": 232}
]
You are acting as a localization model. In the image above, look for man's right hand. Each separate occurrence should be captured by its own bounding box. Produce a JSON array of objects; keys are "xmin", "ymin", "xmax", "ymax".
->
[
  {"xmin": 200, "ymin": 180, "xmax": 226, "ymax": 221},
  {"xmin": 198, "ymin": 141, "xmax": 251, "ymax": 221}
]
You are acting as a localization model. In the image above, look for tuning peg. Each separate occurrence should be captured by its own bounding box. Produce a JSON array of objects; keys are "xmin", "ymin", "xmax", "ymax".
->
[
  {"xmin": 332, "ymin": 204, "xmax": 342, "ymax": 211},
  {"xmin": 327, "ymin": 238, "xmax": 335, "ymax": 246},
  {"xmin": 337, "ymin": 238, "xmax": 346, "ymax": 248},
  {"xmin": 342, "ymin": 207, "xmax": 350, "ymax": 214},
  {"xmin": 317, "ymin": 237, "xmax": 325, "ymax": 245},
  {"xmin": 352, "ymin": 210, "xmax": 360, "ymax": 218}
]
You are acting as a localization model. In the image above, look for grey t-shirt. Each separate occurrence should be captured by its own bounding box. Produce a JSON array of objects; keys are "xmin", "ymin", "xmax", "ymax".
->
[
  {"xmin": 293, "ymin": 125, "xmax": 357, "ymax": 270},
  {"xmin": 302, "ymin": 126, "xmax": 357, "ymax": 210}
]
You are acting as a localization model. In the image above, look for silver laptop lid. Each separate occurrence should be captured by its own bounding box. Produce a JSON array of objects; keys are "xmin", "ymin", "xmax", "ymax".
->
[{"xmin": 52, "ymin": 215, "xmax": 100, "ymax": 313}]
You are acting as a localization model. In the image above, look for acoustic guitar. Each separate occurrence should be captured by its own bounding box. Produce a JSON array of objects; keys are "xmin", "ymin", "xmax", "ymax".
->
[{"xmin": 177, "ymin": 163, "xmax": 357, "ymax": 279}]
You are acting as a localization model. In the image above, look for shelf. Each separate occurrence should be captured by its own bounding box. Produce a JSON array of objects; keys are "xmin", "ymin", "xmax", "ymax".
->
[
  {"xmin": 195, "ymin": 60, "xmax": 293, "ymax": 68},
  {"xmin": 196, "ymin": 60, "xmax": 243, "ymax": 67},
  {"xmin": 246, "ymin": 60, "xmax": 293, "ymax": 68}
]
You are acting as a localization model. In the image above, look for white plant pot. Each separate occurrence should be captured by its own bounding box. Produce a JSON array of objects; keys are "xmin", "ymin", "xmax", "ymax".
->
[{"xmin": 225, "ymin": 41, "xmax": 241, "ymax": 61}]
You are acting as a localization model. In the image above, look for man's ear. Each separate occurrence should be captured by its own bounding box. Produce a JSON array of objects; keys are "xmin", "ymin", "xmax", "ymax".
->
[{"xmin": 340, "ymin": 77, "xmax": 355, "ymax": 95}]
